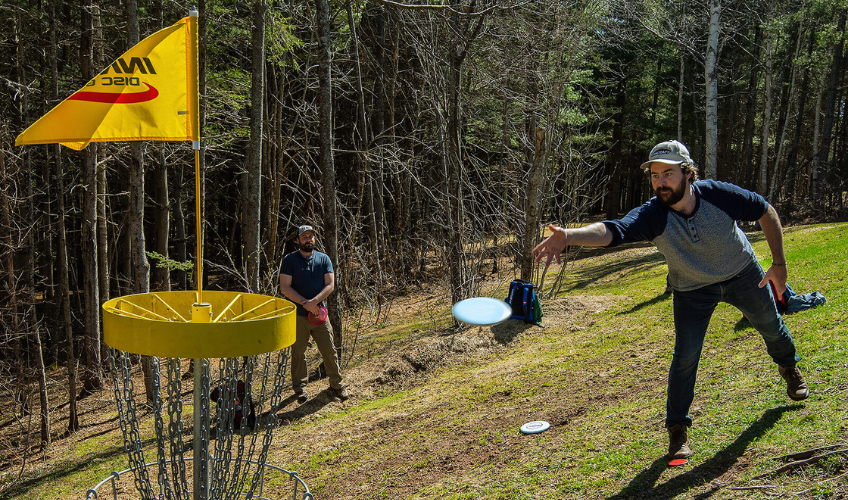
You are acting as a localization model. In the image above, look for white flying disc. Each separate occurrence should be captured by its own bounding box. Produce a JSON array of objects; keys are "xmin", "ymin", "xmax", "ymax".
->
[
  {"xmin": 520, "ymin": 421, "xmax": 550, "ymax": 434},
  {"xmin": 451, "ymin": 297, "xmax": 512, "ymax": 326}
]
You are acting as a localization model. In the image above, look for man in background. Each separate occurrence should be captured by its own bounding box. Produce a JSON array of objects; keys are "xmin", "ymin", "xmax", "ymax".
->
[{"xmin": 280, "ymin": 225, "xmax": 348, "ymax": 403}]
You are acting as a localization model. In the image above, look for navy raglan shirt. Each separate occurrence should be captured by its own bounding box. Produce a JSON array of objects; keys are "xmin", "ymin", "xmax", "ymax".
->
[
  {"xmin": 603, "ymin": 180, "xmax": 769, "ymax": 292},
  {"xmin": 280, "ymin": 250, "xmax": 334, "ymax": 316}
]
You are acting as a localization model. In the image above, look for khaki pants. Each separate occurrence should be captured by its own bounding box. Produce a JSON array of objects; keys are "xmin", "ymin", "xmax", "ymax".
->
[{"xmin": 291, "ymin": 315, "xmax": 343, "ymax": 391}]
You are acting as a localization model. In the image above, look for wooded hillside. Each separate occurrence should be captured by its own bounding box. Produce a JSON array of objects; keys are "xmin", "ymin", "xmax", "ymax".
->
[{"xmin": 1, "ymin": 0, "xmax": 847, "ymax": 453}]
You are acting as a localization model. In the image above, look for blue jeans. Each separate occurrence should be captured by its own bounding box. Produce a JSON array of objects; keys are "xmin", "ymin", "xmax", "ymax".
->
[{"xmin": 666, "ymin": 260, "xmax": 800, "ymax": 428}]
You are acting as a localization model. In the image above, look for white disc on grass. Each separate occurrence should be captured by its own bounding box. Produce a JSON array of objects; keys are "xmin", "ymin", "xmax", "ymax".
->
[
  {"xmin": 520, "ymin": 421, "xmax": 550, "ymax": 434},
  {"xmin": 451, "ymin": 297, "xmax": 512, "ymax": 326}
]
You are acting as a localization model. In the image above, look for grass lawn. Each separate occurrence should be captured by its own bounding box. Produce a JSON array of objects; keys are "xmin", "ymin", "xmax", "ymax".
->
[{"xmin": 3, "ymin": 223, "xmax": 846, "ymax": 499}]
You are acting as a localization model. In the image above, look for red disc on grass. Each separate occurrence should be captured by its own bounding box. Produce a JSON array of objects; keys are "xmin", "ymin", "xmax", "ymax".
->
[{"xmin": 668, "ymin": 458, "xmax": 689, "ymax": 467}]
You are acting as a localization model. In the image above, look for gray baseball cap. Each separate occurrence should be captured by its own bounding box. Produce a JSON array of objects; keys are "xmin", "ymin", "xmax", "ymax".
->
[
  {"xmin": 297, "ymin": 225, "xmax": 316, "ymax": 236},
  {"xmin": 640, "ymin": 140, "xmax": 693, "ymax": 169}
]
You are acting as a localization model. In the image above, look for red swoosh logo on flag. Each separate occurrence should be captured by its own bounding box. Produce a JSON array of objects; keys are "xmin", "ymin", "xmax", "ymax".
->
[{"xmin": 68, "ymin": 83, "xmax": 159, "ymax": 104}]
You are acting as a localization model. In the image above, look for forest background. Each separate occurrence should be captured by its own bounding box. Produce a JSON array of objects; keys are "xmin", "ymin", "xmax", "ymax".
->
[{"xmin": 1, "ymin": 0, "xmax": 847, "ymax": 471}]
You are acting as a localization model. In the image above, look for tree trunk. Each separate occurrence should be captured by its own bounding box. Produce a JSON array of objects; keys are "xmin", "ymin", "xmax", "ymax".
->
[
  {"xmin": 704, "ymin": 0, "xmax": 721, "ymax": 180},
  {"xmin": 771, "ymin": 18, "xmax": 805, "ymax": 202},
  {"xmin": 80, "ymin": 0, "xmax": 102, "ymax": 393},
  {"xmin": 606, "ymin": 76, "xmax": 625, "ymax": 219},
  {"xmin": 758, "ymin": 17, "xmax": 774, "ymax": 195},
  {"xmin": 82, "ymin": 144, "xmax": 102, "ymax": 393},
  {"xmin": 124, "ymin": 0, "xmax": 154, "ymax": 403},
  {"xmin": 55, "ymin": 151, "xmax": 79, "ymax": 431},
  {"xmin": 369, "ymin": 6, "xmax": 387, "ymax": 278},
  {"xmin": 17, "ymin": 48, "xmax": 49, "ymax": 443},
  {"xmin": 446, "ymin": 48, "xmax": 466, "ymax": 303},
  {"xmin": 522, "ymin": 126, "xmax": 546, "ymax": 281},
  {"xmin": 521, "ymin": 66, "xmax": 543, "ymax": 281},
  {"xmin": 815, "ymin": 10, "xmax": 846, "ymax": 203},
  {"xmin": 153, "ymin": 148, "xmax": 170, "ymax": 291},
  {"xmin": 315, "ymin": 0, "xmax": 343, "ymax": 356},
  {"xmin": 786, "ymin": 32, "xmax": 814, "ymax": 212},
  {"xmin": 34, "ymin": 326, "xmax": 50, "ymax": 447},
  {"xmin": 174, "ymin": 167, "xmax": 188, "ymax": 290},
  {"xmin": 345, "ymin": 0, "xmax": 380, "ymax": 294},
  {"xmin": 48, "ymin": 1, "xmax": 78, "ymax": 430},
  {"xmin": 677, "ymin": 54, "xmax": 684, "ymax": 141},
  {"xmin": 244, "ymin": 0, "xmax": 265, "ymax": 292},
  {"xmin": 1, "ymin": 149, "xmax": 31, "ymax": 424},
  {"xmin": 51, "ymin": 3, "xmax": 78, "ymax": 427},
  {"xmin": 128, "ymin": 141, "xmax": 148, "ymax": 296},
  {"xmin": 740, "ymin": 25, "xmax": 763, "ymax": 189},
  {"xmin": 811, "ymin": 61, "xmax": 827, "ymax": 199}
]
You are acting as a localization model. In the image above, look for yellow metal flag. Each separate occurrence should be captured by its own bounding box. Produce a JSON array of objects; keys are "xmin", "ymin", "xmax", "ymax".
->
[{"xmin": 15, "ymin": 15, "xmax": 199, "ymax": 151}]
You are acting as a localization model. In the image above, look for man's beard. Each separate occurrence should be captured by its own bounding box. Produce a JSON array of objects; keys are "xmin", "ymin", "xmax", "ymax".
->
[
  {"xmin": 299, "ymin": 242, "xmax": 314, "ymax": 252},
  {"xmin": 655, "ymin": 182, "xmax": 686, "ymax": 207}
]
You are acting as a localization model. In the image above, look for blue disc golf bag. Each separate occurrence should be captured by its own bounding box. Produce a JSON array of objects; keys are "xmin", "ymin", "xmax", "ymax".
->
[{"xmin": 505, "ymin": 279, "xmax": 543, "ymax": 325}]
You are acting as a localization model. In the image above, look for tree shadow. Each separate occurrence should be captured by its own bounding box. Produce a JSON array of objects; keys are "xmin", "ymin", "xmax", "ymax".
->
[
  {"xmin": 2, "ymin": 443, "xmax": 128, "ymax": 498},
  {"xmin": 617, "ymin": 291, "xmax": 671, "ymax": 316},
  {"xmin": 608, "ymin": 405, "xmax": 803, "ymax": 500},
  {"xmin": 561, "ymin": 246, "xmax": 666, "ymax": 293}
]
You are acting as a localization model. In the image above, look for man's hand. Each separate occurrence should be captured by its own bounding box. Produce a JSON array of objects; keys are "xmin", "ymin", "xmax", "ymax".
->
[
  {"xmin": 301, "ymin": 298, "xmax": 321, "ymax": 315},
  {"xmin": 759, "ymin": 264, "xmax": 788, "ymax": 296},
  {"xmin": 757, "ymin": 204, "xmax": 788, "ymax": 296},
  {"xmin": 532, "ymin": 224, "xmax": 569, "ymax": 269}
]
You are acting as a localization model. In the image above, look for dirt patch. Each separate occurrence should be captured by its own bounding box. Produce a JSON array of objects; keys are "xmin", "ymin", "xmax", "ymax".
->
[
  {"xmin": 363, "ymin": 330, "xmax": 499, "ymax": 386},
  {"xmin": 343, "ymin": 294, "xmax": 626, "ymax": 396}
]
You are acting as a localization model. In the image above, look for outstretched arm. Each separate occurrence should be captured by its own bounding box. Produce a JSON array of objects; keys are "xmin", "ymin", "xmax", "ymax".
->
[
  {"xmin": 532, "ymin": 223, "xmax": 613, "ymax": 269},
  {"xmin": 757, "ymin": 204, "xmax": 788, "ymax": 295}
]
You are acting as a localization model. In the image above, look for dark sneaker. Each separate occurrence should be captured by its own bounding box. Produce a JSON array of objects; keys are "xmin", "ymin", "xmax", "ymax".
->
[
  {"xmin": 668, "ymin": 424, "xmax": 693, "ymax": 459},
  {"xmin": 295, "ymin": 390, "xmax": 308, "ymax": 404},
  {"xmin": 779, "ymin": 365, "xmax": 809, "ymax": 401},
  {"xmin": 333, "ymin": 386, "xmax": 350, "ymax": 402}
]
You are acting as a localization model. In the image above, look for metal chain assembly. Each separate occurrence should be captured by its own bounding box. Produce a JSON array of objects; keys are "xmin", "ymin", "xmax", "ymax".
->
[{"xmin": 95, "ymin": 346, "xmax": 307, "ymax": 500}]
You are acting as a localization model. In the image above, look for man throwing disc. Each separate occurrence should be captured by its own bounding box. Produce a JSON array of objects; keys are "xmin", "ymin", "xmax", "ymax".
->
[{"xmin": 532, "ymin": 140, "xmax": 808, "ymax": 460}]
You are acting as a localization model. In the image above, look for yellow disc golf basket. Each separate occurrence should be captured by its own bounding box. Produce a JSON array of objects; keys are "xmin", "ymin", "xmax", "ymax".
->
[{"xmin": 86, "ymin": 291, "xmax": 312, "ymax": 500}]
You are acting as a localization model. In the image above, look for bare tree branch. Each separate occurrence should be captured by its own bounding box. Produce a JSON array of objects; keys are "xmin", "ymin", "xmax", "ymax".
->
[{"xmin": 368, "ymin": 0, "xmax": 528, "ymax": 18}]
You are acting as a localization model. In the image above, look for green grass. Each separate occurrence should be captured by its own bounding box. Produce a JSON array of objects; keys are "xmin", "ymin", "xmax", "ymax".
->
[{"xmin": 4, "ymin": 223, "xmax": 846, "ymax": 499}]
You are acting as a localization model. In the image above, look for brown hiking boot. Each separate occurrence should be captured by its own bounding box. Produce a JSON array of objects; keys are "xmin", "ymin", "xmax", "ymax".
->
[
  {"xmin": 779, "ymin": 365, "xmax": 809, "ymax": 401},
  {"xmin": 333, "ymin": 386, "xmax": 350, "ymax": 402},
  {"xmin": 294, "ymin": 389, "xmax": 308, "ymax": 404},
  {"xmin": 668, "ymin": 424, "xmax": 693, "ymax": 459}
]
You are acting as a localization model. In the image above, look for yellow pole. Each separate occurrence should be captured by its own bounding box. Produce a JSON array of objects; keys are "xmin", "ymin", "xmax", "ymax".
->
[
  {"xmin": 194, "ymin": 147, "xmax": 202, "ymax": 304},
  {"xmin": 186, "ymin": 9, "xmax": 202, "ymax": 305},
  {"xmin": 186, "ymin": 12, "xmax": 210, "ymax": 500}
]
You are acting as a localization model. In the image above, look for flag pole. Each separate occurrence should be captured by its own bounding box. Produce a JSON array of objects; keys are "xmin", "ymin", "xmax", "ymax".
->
[
  {"xmin": 186, "ymin": 10, "xmax": 211, "ymax": 500},
  {"xmin": 194, "ymin": 145, "xmax": 202, "ymax": 304},
  {"xmin": 188, "ymin": 9, "xmax": 203, "ymax": 305}
]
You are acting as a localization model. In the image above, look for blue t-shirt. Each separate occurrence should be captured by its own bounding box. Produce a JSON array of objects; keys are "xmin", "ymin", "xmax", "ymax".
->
[
  {"xmin": 603, "ymin": 180, "xmax": 769, "ymax": 291},
  {"xmin": 280, "ymin": 250, "xmax": 334, "ymax": 316}
]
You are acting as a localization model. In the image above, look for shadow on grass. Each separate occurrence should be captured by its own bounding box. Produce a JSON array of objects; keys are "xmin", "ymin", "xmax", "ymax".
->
[
  {"xmin": 274, "ymin": 390, "xmax": 333, "ymax": 424},
  {"xmin": 2, "ymin": 443, "xmax": 127, "ymax": 499},
  {"xmin": 608, "ymin": 404, "xmax": 803, "ymax": 500},
  {"xmin": 562, "ymin": 249, "xmax": 667, "ymax": 293},
  {"xmin": 733, "ymin": 318, "xmax": 752, "ymax": 332},
  {"xmin": 491, "ymin": 321, "xmax": 535, "ymax": 344},
  {"xmin": 618, "ymin": 291, "xmax": 671, "ymax": 315}
]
